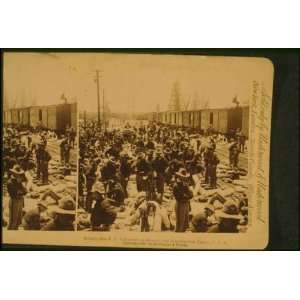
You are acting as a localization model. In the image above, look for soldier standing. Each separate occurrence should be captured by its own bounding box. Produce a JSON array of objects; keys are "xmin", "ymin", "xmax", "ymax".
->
[
  {"xmin": 239, "ymin": 132, "xmax": 246, "ymax": 153},
  {"xmin": 7, "ymin": 165, "xmax": 28, "ymax": 230},
  {"xmin": 204, "ymin": 145, "xmax": 220, "ymax": 188},
  {"xmin": 153, "ymin": 149, "xmax": 169, "ymax": 202},
  {"xmin": 64, "ymin": 140, "xmax": 71, "ymax": 165},
  {"xmin": 229, "ymin": 139, "xmax": 240, "ymax": 168},
  {"xmin": 39, "ymin": 142, "xmax": 52, "ymax": 185},
  {"xmin": 135, "ymin": 152, "xmax": 150, "ymax": 192},
  {"xmin": 60, "ymin": 136, "xmax": 68, "ymax": 165},
  {"xmin": 173, "ymin": 168, "xmax": 193, "ymax": 232}
]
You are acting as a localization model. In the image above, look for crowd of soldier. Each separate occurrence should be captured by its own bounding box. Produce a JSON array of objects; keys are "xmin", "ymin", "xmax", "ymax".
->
[
  {"xmin": 3, "ymin": 125, "xmax": 77, "ymax": 231},
  {"xmin": 78, "ymin": 121, "xmax": 247, "ymax": 233}
]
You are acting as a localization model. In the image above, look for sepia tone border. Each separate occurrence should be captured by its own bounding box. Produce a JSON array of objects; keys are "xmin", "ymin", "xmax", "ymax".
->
[{"xmin": 1, "ymin": 49, "xmax": 299, "ymax": 250}]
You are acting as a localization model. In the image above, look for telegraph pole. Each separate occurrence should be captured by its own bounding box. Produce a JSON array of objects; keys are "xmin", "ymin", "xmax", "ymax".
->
[{"xmin": 95, "ymin": 70, "xmax": 101, "ymax": 128}]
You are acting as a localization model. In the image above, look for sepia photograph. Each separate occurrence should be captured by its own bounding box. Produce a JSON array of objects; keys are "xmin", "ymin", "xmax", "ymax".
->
[
  {"xmin": 1, "ymin": 51, "xmax": 273, "ymax": 248},
  {"xmin": 2, "ymin": 53, "xmax": 78, "ymax": 232},
  {"xmin": 77, "ymin": 53, "xmax": 252, "ymax": 234}
]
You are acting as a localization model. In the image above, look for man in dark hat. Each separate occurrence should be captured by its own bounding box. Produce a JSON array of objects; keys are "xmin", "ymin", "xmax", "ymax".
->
[
  {"xmin": 69, "ymin": 126, "xmax": 76, "ymax": 148},
  {"xmin": 90, "ymin": 183, "xmax": 124, "ymax": 231},
  {"xmin": 153, "ymin": 149, "xmax": 169, "ymax": 201},
  {"xmin": 63, "ymin": 139, "xmax": 72, "ymax": 165},
  {"xmin": 135, "ymin": 152, "xmax": 150, "ymax": 192},
  {"xmin": 7, "ymin": 165, "xmax": 28, "ymax": 230},
  {"xmin": 237, "ymin": 130, "xmax": 246, "ymax": 153},
  {"xmin": 204, "ymin": 145, "xmax": 220, "ymax": 189},
  {"xmin": 101, "ymin": 156, "xmax": 118, "ymax": 185},
  {"xmin": 38, "ymin": 142, "xmax": 52, "ymax": 185},
  {"xmin": 208, "ymin": 199, "xmax": 242, "ymax": 233},
  {"xmin": 41, "ymin": 196, "xmax": 76, "ymax": 231},
  {"xmin": 228, "ymin": 138, "xmax": 240, "ymax": 168},
  {"xmin": 173, "ymin": 168, "xmax": 193, "ymax": 232},
  {"xmin": 107, "ymin": 179, "xmax": 126, "ymax": 207},
  {"xmin": 60, "ymin": 135, "xmax": 68, "ymax": 165},
  {"xmin": 90, "ymin": 182, "xmax": 106, "ymax": 230}
]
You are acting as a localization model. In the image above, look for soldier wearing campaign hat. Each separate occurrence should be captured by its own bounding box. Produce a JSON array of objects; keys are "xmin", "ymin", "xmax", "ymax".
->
[
  {"xmin": 173, "ymin": 168, "xmax": 193, "ymax": 232},
  {"xmin": 7, "ymin": 165, "xmax": 28, "ymax": 230},
  {"xmin": 42, "ymin": 196, "xmax": 76, "ymax": 231},
  {"xmin": 208, "ymin": 199, "xmax": 243, "ymax": 233},
  {"xmin": 204, "ymin": 144, "xmax": 220, "ymax": 188},
  {"xmin": 153, "ymin": 148, "xmax": 169, "ymax": 201},
  {"xmin": 36, "ymin": 141, "xmax": 51, "ymax": 185}
]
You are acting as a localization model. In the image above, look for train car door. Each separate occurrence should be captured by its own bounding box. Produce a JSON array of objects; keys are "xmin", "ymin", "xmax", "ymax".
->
[
  {"xmin": 57, "ymin": 104, "xmax": 71, "ymax": 133},
  {"xmin": 227, "ymin": 107, "xmax": 243, "ymax": 133}
]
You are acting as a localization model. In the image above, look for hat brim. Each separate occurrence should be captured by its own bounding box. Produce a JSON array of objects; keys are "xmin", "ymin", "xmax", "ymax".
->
[
  {"xmin": 217, "ymin": 211, "xmax": 242, "ymax": 220},
  {"xmin": 175, "ymin": 172, "xmax": 190, "ymax": 178},
  {"xmin": 49, "ymin": 205, "xmax": 76, "ymax": 215},
  {"xmin": 10, "ymin": 169, "xmax": 25, "ymax": 176}
]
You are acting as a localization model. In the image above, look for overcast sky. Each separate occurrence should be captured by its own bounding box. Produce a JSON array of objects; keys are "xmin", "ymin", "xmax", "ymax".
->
[{"xmin": 3, "ymin": 52, "xmax": 271, "ymax": 113}]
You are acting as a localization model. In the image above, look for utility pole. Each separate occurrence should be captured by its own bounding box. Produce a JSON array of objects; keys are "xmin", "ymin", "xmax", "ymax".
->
[{"xmin": 95, "ymin": 70, "xmax": 101, "ymax": 128}]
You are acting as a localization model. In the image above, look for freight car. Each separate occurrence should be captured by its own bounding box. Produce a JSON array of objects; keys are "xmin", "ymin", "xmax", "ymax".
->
[
  {"xmin": 149, "ymin": 106, "xmax": 249, "ymax": 138},
  {"xmin": 3, "ymin": 103, "xmax": 77, "ymax": 134}
]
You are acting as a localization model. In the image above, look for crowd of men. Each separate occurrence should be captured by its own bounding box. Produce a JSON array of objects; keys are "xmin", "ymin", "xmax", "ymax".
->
[
  {"xmin": 78, "ymin": 120, "xmax": 248, "ymax": 233},
  {"xmin": 3, "ymin": 124, "xmax": 77, "ymax": 231}
]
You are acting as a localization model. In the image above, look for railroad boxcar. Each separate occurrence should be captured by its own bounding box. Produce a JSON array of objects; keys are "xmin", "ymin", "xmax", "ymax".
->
[
  {"xmin": 11, "ymin": 109, "xmax": 19, "ymax": 124},
  {"xmin": 41, "ymin": 107, "xmax": 48, "ymax": 128},
  {"xmin": 227, "ymin": 106, "xmax": 243, "ymax": 134},
  {"xmin": 5, "ymin": 103, "xmax": 77, "ymax": 133},
  {"xmin": 29, "ymin": 106, "xmax": 42, "ymax": 128},
  {"xmin": 192, "ymin": 111, "xmax": 201, "ymax": 128},
  {"xmin": 47, "ymin": 105, "xmax": 57, "ymax": 130},
  {"xmin": 200, "ymin": 108, "xmax": 228, "ymax": 134},
  {"xmin": 57, "ymin": 104, "xmax": 70, "ymax": 132},
  {"xmin": 181, "ymin": 111, "xmax": 189, "ymax": 127},
  {"xmin": 200, "ymin": 110, "xmax": 210, "ymax": 131},
  {"xmin": 216, "ymin": 109, "xmax": 228, "ymax": 133},
  {"xmin": 7, "ymin": 110, "xmax": 12, "ymax": 123},
  {"xmin": 177, "ymin": 111, "xmax": 182, "ymax": 126},
  {"xmin": 20, "ymin": 107, "xmax": 30, "ymax": 126},
  {"xmin": 169, "ymin": 112, "xmax": 172, "ymax": 124},
  {"xmin": 162, "ymin": 112, "xmax": 166, "ymax": 124}
]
